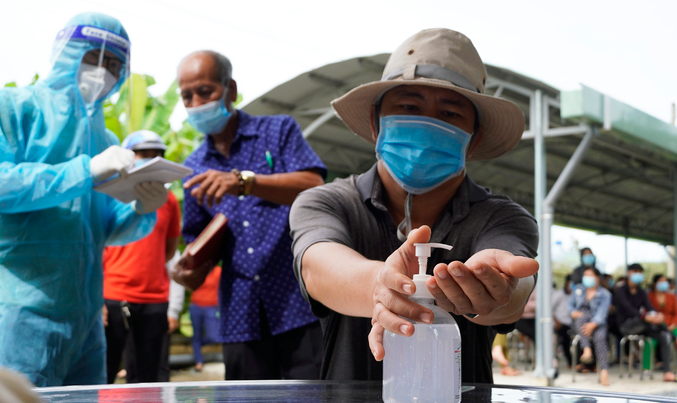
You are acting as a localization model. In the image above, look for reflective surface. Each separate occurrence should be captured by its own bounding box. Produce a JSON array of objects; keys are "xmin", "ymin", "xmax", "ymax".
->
[{"xmin": 37, "ymin": 381, "xmax": 677, "ymax": 403}]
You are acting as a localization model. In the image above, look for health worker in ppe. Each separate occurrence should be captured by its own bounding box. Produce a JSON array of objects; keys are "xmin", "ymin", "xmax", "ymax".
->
[{"xmin": 0, "ymin": 13, "xmax": 167, "ymax": 387}]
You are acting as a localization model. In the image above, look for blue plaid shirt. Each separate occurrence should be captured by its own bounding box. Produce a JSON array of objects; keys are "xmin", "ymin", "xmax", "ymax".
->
[{"xmin": 182, "ymin": 110, "xmax": 326, "ymax": 343}]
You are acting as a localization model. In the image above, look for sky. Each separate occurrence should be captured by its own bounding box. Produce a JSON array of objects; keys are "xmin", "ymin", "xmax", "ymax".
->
[{"xmin": 1, "ymin": 0, "xmax": 676, "ymax": 271}]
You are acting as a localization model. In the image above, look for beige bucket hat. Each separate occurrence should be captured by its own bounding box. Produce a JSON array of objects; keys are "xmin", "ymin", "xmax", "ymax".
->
[{"xmin": 331, "ymin": 28, "xmax": 525, "ymax": 161}]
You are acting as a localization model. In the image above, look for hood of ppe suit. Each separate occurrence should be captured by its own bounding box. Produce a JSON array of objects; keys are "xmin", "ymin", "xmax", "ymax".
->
[
  {"xmin": 27, "ymin": 12, "xmax": 131, "ymax": 163},
  {"xmin": 0, "ymin": 12, "xmax": 153, "ymax": 323},
  {"xmin": 46, "ymin": 12, "xmax": 129, "ymax": 100}
]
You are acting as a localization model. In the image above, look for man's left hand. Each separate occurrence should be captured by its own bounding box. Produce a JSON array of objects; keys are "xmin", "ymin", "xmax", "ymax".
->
[
  {"xmin": 170, "ymin": 252, "xmax": 213, "ymax": 291},
  {"xmin": 102, "ymin": 304, "xmax": 109, "ymax": 327},
  {"xmin": 168, "ymin": 317, "xmax": 179, "ymax": 334},
  {"xmin": 183, "ymin": 169, "xmax": 240, "ymax": 207},
  {"xmin": 428, "ymin": 249, "xmax": 539, "ymax": 322}
]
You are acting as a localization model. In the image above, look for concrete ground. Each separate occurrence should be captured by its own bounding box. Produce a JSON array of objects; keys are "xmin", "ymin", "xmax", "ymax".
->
[{"xmin": 492, "ymin": 361, "xmax": 677, "ymax": 397}]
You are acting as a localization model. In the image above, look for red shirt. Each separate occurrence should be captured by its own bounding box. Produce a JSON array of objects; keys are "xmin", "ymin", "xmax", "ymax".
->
[
  {"xmin": 103, "ymin": 192, "xmax": 181, "ymax": 303},
  {"xmin": 191, "ymin": 266, "xmax": 221, "ymax": 307},
  {"xmin": 649, "ymin": 291, "xmax": 677, "ymax": 327}
]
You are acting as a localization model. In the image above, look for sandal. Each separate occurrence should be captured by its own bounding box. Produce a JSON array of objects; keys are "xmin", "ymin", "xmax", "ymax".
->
[{"xmin": 580, "ymin": 354, "xmax": 594, "ymax": 365}]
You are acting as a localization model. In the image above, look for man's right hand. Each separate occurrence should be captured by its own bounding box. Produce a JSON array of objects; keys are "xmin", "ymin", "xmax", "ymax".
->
[
  {"xmin": 170, "ymin": 252, "xmax": 213, "ymax": 291},
  {"xmin": 183, "ymin": 169, "xmax": 240, "ymax": 207},
  {"xmin": 368, "ymin": 226, "xmax": 435, "ymax": 361}
]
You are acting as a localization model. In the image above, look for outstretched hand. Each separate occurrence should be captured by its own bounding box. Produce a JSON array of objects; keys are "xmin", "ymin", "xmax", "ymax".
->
[
  {"xmin": 428, "ymin": 248, "xmax": 538, "ymax": 318},
  {"xmin": 367, "ymin": 225, "xmax": 539, "ymax": 361}
]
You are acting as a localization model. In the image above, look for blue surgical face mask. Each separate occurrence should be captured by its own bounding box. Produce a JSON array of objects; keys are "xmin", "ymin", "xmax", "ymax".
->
[
  {"xmin": 582, "ymin": 276, "xmax": 597, "ymax": 288},
  {"xmin": 186, "ymin": 98, "xmax": 231, "ymax": 135},
  {"xmin": 607, "ymin": 278, "xmax": 615, "ymax": 288},
  {"xmin": 134, "ymin": 158, "xmax": 153, "ymax": 167},
  {"xmin": 581, "ymin": 254, "xmax": 596, "ymax": 266},
  {"xmin": 375, "ymin": 115, "xmax": 471, "ymax": 195},
  {"xmin": 656, "ymin": 281, "xmax": 670, "ymax": 292},
  {"xmin": 630, "ymin": 273, "xmax": 645, "ymax": 285}
]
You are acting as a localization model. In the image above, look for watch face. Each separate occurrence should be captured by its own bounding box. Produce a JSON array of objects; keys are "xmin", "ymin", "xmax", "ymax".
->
[{"xmin": 240, "ymin": 171, "xmax": 255, "ymax": 196}]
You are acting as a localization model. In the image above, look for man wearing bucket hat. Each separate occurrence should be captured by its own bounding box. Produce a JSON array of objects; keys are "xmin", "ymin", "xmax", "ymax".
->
[
  {"xmin": 0, "ymin": 13, "xmax": 164, "ymax": 386},
  {"xmin": 290, "ymin": 28, "xmax": 539, "ymax": 382}
]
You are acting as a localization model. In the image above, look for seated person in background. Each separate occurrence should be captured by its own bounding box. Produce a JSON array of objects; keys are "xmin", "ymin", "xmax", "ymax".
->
[
  {"xmin": 601, "ymin": 274, "xmax": 615, "ymax": 292},
  {"xmin": 648, "ymin": 274, "xmax": 677, "ymax": 344},
  {"xmin": 571, "ymin": 247, "xmax": 598, "ymax": 285},
  {"xmin": 567, "ymin": 268, "xmax": 611, "ymax": 385},
  {"xmin": 552, "ymin": 275, "xmax": 573, "ymax": 369},
  {"xmin": 614, "ymin": 263, "xmax": 676, "ymax": 382},
  {"xmin": 290, "ymin": 28, "xmax": 539, "ymax": 383}
]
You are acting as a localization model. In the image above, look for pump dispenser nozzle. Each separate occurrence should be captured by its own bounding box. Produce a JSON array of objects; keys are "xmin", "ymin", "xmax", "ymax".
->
[{"xmin": 412, "ymin": 243, "xmax": 453, "ymax": 299}]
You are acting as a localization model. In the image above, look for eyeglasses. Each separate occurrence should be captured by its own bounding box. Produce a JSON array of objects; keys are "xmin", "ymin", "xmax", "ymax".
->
[{"xmin": 81, "ymin": 49, "xmax": 124, "ymax": 78}]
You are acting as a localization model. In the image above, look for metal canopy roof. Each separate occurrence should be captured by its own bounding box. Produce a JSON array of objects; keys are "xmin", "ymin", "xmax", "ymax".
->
[{"xmin": 242, "ymin": 54, "xmax": 677, "ymax": 246}]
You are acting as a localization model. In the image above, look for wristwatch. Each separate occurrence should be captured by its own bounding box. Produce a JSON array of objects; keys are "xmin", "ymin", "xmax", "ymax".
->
[{"xmin": 240, "ymin": 170, "xmax": 256, "ymax": 196}]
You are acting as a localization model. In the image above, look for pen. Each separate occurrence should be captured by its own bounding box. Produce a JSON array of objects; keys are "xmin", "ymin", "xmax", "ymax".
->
[{"xmin": 265, "ymin": 150, "xmax": 273, "ymax": 169}]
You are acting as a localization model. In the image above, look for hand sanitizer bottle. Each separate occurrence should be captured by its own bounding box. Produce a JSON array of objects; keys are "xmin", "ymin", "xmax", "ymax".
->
[{"xmin": 383, "ymin": 242, "xmax": 462, "ymax": 403}]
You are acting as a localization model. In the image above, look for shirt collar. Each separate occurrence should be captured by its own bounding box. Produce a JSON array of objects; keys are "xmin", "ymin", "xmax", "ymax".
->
[
  {"xmin": 205, "ymin": 110, "xmax": 257, "ymax": 156},
  {"xmin": 358, "ymin": 165, "xmax": 491, "ymax": 204},
  {"xmin": 357, "ymin": 164, "xmax": 493, "ymax": 221}
]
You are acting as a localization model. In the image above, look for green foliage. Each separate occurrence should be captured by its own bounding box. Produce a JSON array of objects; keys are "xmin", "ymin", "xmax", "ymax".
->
[
  {"xmin": 104, "ymin": 73, "xmax": 181, "ymax": 142},
  {"xmin": 4, "ymin": 73, "xmax": 39, "ymax": 88},
  {"xmin": 179, "ymin": 311, "xmax": 193, "ymax": 337},
  {"xmin": 104, "ymin": 73, "xmax": 194, "ymax": 203}
]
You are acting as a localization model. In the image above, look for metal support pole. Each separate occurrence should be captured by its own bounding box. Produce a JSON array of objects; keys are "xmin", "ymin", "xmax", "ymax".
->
[
  {"xmin": 624, "ymin": 218, "xmax": 630, "ymax": 269},
  {"xmin": 532, "ymin": 90, "xmax": 549, "ymax": 383},
  {"xmin": 673, "ymin": 167, "xmax": 677, "ymax": 274},
  {"xmin": 302, "ymin": 109, "xmax": 335, "ymax": 138},
  {"xmin": 538, "ymin": 124, "xmax": 596, "ymax": 384}
]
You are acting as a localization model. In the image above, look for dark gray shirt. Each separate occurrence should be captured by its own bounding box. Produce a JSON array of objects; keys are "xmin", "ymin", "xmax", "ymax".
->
[{"xmin": 290, "ymin": 165, "xmax": 539, "ymax": 382}]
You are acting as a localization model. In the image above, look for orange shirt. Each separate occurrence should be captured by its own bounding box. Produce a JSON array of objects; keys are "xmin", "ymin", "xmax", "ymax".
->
[
  {"xmin": 103, "ymin": 192, "xmax": 181, "ymax": 303},
  {"xmin": 648, "ymin": 291, "xmax": 677, "ymax": 327},
  {"xmin": 191, "ymin": 266, "xmax": 221, "ymax": 307}
]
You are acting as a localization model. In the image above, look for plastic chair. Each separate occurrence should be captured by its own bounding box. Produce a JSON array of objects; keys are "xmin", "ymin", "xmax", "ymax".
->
[
  {"xmin": 570, "ymin": 334, "xmax": 581, "ymax": 382},
  {"xmin": 619, "ymin": 334, "xmax": 654, "ymax": 380},
  {"xmin": 507, "ymin": 329, "xmax": 534, "ymax": 371}
]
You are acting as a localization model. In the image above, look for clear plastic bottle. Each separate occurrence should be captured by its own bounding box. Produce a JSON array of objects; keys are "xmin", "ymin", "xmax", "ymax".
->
[{"xmin": 383, "ymin": 243, "xmax": 462, "ymax": 403}]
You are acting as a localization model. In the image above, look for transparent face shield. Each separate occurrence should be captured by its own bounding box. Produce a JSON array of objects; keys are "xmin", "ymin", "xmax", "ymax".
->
[{"xmin": 51, "ymin": 25, "xmax": 131, "ymax": 104}]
